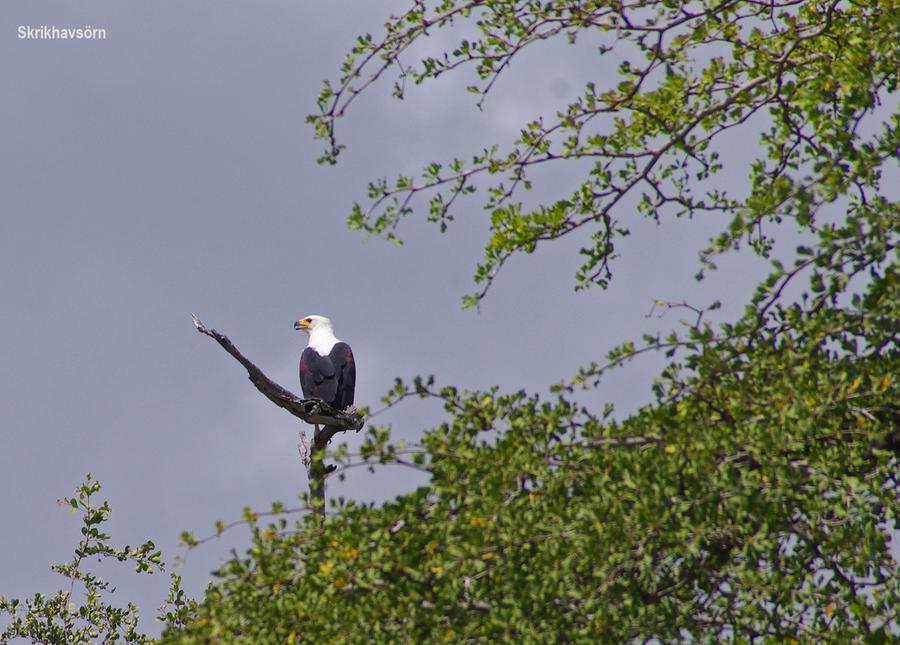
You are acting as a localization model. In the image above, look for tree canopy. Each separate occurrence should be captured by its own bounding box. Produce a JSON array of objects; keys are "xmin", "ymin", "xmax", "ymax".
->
[
  {"xmin": 168, "ymin": 0, "xmax": 899, "ymax": 641},
  {"xmin": 3, "ymin": 1, "xmax": 897, "ymax": 643}
]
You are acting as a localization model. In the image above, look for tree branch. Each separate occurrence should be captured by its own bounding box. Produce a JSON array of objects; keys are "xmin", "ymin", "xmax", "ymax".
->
[
  {"xmin": 192, "ymin": 314, "xmax": 364, "ymax": 515},
  {"xmin": 191, "ymin": 314, "xmax": 364, "ymax": 432}
]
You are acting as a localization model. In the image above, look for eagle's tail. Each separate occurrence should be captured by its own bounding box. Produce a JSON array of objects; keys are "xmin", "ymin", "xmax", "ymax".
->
[{"xmin": 320, "ymin": 425, "xmax": 341, "ymax": 443}]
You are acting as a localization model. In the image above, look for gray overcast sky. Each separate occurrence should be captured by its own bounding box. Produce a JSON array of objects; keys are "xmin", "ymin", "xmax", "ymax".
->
[{"xmin": 0, "ymin": 0, "xmax": 837, "ymax": 634}]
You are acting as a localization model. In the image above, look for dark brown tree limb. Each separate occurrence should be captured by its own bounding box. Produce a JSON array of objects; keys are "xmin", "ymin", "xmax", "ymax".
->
[{"xmin": 192, "ymin": 314, "xmax": 364, "ymax": 513}]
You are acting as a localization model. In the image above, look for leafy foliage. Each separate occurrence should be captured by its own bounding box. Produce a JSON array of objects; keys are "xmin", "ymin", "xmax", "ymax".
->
[
  {"xmin": 164, "ymin": 259, "xmax": 899, "ymax": 642},
  {"xmin": 0, "ymin": 474, "xmax": 166, "ymax": 644},
  {"xmin": 309, "ymin": 0, "xmax": 898, "ymax": 307},
  {"xmin": 161, "ymin": 0, "xmax": 898, "ymax": 642}
]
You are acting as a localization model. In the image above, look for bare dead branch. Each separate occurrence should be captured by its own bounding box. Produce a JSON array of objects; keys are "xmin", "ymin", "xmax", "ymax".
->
[
  {"xmin": 193, "ymin": 313, "xmax": 365, "ymax": 516},
  {"xmin": 191, "ymin": 314, "xmax": 364, "ymax": 432}
]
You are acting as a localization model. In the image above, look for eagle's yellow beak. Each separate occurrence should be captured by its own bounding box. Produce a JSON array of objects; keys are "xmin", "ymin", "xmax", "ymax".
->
[{"xmin": 295, "ymin": 318, "xmax": 310, "ymax": 331}]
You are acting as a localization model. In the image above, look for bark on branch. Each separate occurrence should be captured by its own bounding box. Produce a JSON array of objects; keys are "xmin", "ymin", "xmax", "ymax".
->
[
  {"xmin": 192, "ymin": 314, "xmax": 364, "ymax": 513},
  {"xmin": 192, "ymin": 314, "xmax": 364, "ymax": 431}
]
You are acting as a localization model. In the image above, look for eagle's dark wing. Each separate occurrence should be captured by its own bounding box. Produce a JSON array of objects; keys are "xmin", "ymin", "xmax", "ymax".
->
[
  {"xmin": 328, "ymin": 342, "xmax": 356, "ymax": 410},
  {"xmin": 299, "ymin": 347, "xmax": 338, "ymax": 404}
]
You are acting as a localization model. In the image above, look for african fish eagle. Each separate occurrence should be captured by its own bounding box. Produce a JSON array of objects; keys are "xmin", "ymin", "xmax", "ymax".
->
[{"xmin": 294, "ymin": 315, "xmax": 355, "ymax": 415}]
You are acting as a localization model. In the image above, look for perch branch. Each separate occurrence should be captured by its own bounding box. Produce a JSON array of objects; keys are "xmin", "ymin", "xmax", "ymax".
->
[
  {"xmin": 191, "ymin": 314, "xmax": 364, "ymax": 432},
  {"xmin": 192, "ymin": 314, "xmax": 364, "ymax": 515}
]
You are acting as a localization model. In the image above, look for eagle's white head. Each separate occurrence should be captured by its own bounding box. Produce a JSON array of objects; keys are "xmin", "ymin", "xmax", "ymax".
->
[{"xmin": 295, "ymin": 314, "xmax": 339, "ymax": 354}]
